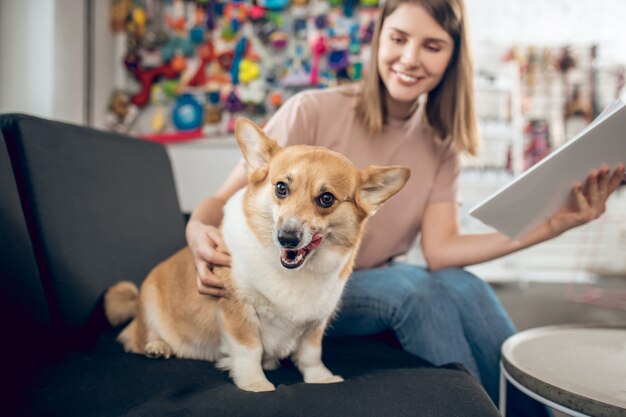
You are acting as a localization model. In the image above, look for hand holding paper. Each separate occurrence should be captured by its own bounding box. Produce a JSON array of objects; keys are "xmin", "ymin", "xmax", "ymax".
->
[
  {"xmin": 545, "ymin": 163, "xmax": 625, "ymax": 238},
  {"xmin": 470, "ymin": 99, "xmax": 626, "ymax": 238}
]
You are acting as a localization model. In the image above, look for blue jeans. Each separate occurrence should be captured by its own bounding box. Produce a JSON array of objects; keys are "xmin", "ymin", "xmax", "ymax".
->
[{"xmin": 328, "ymin": 263, "xmax": 514, "ymax": 405}]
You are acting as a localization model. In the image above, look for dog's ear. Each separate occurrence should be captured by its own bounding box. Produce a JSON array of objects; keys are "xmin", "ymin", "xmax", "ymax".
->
[
  {"xmin": 234, "ymin": 117, "xmax": 279, "ymax": 171},
  {"xmin": 358, "ymin": 166, "xmax": 410, "ymax": 215}
]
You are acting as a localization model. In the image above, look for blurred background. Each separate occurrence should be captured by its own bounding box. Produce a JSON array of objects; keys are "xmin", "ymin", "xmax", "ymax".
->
[{"xmin": 0, "ymin": 0, "xmax": 625, "ymax": 326}]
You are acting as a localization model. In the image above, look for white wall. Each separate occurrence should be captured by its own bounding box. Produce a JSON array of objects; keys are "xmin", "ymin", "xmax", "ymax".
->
[
  {"xmin": 52, "ymin": 0, "xmax": 86, "ymax": 124},
  {"xmin": 0, "ymin": 0, "xmax": 85, "ymax": 124},
  {"xmin": 0, "ymin": 1, "xmax": 55, "ymax": 118}
]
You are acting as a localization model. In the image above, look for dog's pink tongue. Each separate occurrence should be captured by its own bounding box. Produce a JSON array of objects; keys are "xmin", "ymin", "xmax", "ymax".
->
[{"xmin": 307, "ymin": 234, "xmax": 323, "ymax": 250}]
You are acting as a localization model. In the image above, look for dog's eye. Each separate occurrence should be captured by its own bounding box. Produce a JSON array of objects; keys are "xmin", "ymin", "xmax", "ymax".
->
[
  {"xmin": 275, "ymin": 182, "xmax": 289, "ymax": 198},
  {"xmin": 317, "ymin": 192, "xmax": 335, "ymax": 208}
]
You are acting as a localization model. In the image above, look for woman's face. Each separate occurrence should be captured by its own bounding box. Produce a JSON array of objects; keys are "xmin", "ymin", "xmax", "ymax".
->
[{"xmin": 377, "ymin": 3, "xmax": 454, "ymax": 118}]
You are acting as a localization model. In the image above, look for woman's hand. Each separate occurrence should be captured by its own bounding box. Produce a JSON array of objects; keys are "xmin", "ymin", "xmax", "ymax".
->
[
  {"xmin": 186, "ymin": 219, "xmax": 231, "ymax": 297},
  {"xmin": 548, "ymin": 164, "xmax": 625, "ymax": 237}
]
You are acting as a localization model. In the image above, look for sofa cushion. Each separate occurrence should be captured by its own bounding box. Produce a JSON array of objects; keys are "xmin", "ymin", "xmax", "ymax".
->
[
  {"xmin": 1, "ymin": 114, "xmax": 187, "ymax": 333},
  {"xmin": 17, "ymin": 328, "xmax": 500, "ymax": 417}
]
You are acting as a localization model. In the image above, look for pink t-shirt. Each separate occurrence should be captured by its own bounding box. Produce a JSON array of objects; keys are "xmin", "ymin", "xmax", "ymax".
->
[{"xmin": 263, "ymin": 84, "xmax": 460, "ymax": 269}]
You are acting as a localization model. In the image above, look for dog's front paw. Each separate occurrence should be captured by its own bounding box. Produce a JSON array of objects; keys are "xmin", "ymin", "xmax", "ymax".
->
[
  {"xmin": 303, "ymin": 365, "xmax": 344, "ymax": 384},
  {"xmin": 306, "ymin": 373, "xmax": 344, "ymax": 384},
  {"xmin": 237, "ymin": 378, "xmax": 276, "ymax": 392},
  {"xmin": 145, "ymin": 340, "xmax": 172, "ymax": 359},
  {"xmin": 318, "ymin": 375, "xmax": 344, "ymax": 384}
]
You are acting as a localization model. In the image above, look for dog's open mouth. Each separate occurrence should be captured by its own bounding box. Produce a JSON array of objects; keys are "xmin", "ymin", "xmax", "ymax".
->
[{"xmin": 280, "ymin": 234, "xmax": 323, "ymax": 269}]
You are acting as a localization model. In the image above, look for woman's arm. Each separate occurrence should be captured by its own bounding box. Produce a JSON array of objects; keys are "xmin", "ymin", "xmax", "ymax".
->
[
  {"xmin": 186, "ymin": 162, "xmax": 248, "ymax": 296},
  {"xmin": 421, "ymin": 164, "xmax": 624, "ymax": 270}
]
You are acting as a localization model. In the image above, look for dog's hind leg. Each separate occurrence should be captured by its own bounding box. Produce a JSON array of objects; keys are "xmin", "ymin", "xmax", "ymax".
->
[
  {"xmin": 136, "ymin": 294, "xmax": 173, "ymax": 359},
  {"xmin": 141, "ymin": 308, "xmax": 174, "ymax": 359},
  {"xmin": 145, "ymin": 339, "xmax": 173, "ymax": 359}
]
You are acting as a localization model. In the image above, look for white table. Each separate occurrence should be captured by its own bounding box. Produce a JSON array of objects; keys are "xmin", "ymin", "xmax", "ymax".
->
[{"xmin": 500, "ymin": 325, "xmax": 626, "ymax": 417}]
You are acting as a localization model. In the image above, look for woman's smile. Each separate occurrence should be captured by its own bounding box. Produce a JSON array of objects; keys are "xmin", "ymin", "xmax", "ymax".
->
[{"xmin": 391, "ymin": 67, "xmax": 425, "ymax": 85}]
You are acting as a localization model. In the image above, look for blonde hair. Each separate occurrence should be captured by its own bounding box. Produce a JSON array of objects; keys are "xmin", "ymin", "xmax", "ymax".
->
[{"xmin": 356, "ymin": 0, "xmax": 480, "ymax": 156}]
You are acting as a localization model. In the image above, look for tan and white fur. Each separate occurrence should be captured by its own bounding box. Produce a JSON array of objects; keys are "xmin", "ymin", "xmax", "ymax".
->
[{"xmin": 104, "ymin": 118, "xmax": 410, "ymax": 392}]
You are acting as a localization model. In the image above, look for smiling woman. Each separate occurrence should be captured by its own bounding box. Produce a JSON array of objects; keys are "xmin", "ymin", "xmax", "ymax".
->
[
  {"xmin": 356, "ymin": 0, "xmax": 479, "ymax": 156},
  {"xmin": 186, "ymin": 1, "xmax": 623, "ymax": 416}
]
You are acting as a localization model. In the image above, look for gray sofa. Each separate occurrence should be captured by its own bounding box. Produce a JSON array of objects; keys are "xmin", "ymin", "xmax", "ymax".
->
[{"xmin": 1, "ymin": 113, "xmax": 501, "ymax": 416}]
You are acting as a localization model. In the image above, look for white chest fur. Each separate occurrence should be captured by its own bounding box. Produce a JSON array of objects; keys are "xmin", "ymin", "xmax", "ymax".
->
[{"xmin": 221, "ymin": 189, "xmax": 350, "ymax": 358}]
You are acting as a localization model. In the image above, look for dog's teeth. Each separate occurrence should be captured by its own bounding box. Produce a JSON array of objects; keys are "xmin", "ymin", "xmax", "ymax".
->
[
  {"xmin": 280, "ymin": 248, "xmax": 309, "ymax": 268},
  {"xmin": 280, "ymin": 248, "xmax": 307, "ymax": 268}
]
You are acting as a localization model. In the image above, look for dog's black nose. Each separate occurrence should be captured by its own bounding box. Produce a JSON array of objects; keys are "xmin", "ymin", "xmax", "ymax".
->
[{"xmin": 278, "ymin": 229, "xmax": 302, "ymax": 248}]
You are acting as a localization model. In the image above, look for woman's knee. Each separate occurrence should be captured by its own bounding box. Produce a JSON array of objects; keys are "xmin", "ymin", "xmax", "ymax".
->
[
  {"xmin": 350, "ymin": 264, "xmax": 450, "ymax": 318},
  {"xmin": 386, "ymin": 272, "xmax": 445, "ymax": 315},
  {"xmin": 432, "ymin": 267, "xmax": 496, "ymax": 301},
  {"xmin": 343, "ymin": 264, "xmax": 435, "ymax": 313},
  {"xmin": 392, "ymin": 269, "xmax": 459, "ymax": 323},
  {"xmin": 397, "ymin": 287, "xmax": 459, "ymax": 326},
  {"xmin": 345, "ymin": 264, "xmax": 464, "ymax": 324}
]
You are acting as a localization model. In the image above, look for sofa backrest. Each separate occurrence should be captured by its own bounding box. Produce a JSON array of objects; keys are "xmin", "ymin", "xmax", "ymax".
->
[
  {"xmin": 0, "ymin": 121, "xmax": 53, "ymax": 358},
  {"xmin": 1, "ymin": 114, "xmax": 186, "ymax": 337}
]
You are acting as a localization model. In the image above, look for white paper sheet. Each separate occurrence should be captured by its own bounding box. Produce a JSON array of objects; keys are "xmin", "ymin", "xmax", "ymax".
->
[{"xmin": 469, "ymin": 100, "xmax": 626, "ymax": 238}]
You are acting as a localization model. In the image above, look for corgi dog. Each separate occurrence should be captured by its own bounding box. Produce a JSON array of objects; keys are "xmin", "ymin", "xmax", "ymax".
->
[{"xmin": 104, "ymin": 118, "xmax": 410, "ymax": 392}]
